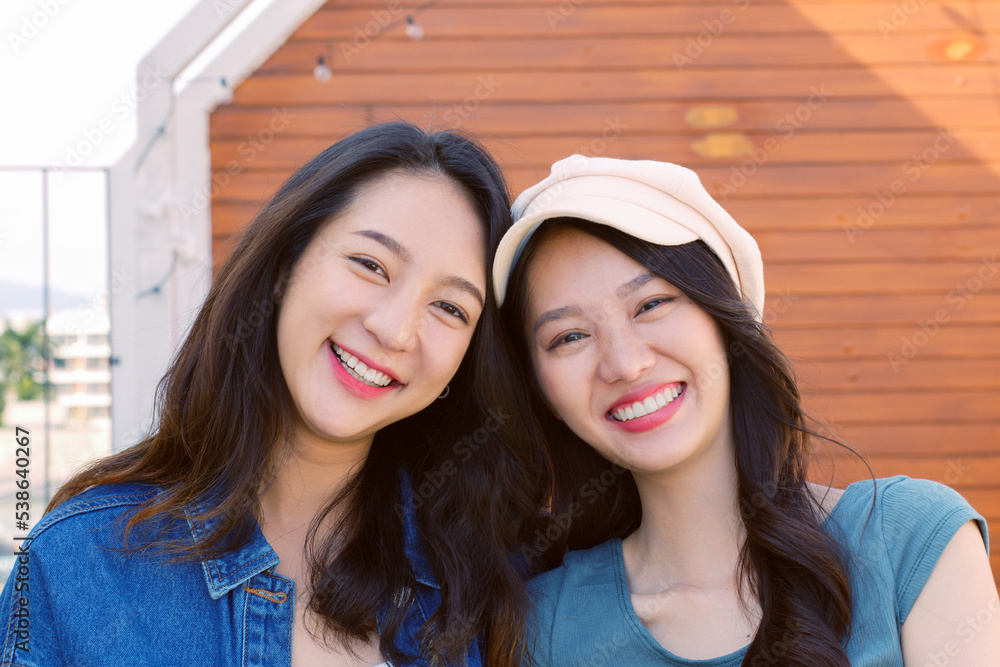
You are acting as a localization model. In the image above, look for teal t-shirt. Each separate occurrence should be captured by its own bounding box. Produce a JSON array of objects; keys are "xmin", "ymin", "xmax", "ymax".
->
[{"xmin": 526, "ymin": 476, "xmax": 989, "ymax": 666}]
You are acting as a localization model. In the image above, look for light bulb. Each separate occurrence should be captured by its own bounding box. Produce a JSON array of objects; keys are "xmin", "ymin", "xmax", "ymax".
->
[
  {"xmin": 313, "ymin": 56, "xmax": 332, "ymax": 83},
  {"xmin": 219, "ymin": 78, "xmax": 234, "ymax": 104},
  {"xmin": 405, "ymin": 16, "xmax": 424, "ymax": 41}
]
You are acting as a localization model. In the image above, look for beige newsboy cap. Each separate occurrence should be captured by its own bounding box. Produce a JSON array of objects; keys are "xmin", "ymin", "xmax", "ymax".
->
[{"xmin": 492, "ymin": 155, "xmax": 765, "ymax": 321}]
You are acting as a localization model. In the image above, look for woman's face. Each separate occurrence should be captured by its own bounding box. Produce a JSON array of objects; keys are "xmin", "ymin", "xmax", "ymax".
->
[
  {"xmin": 276, "ymin": 171, "xmax": 487, "ymax": 449},
  {"xmin": 524, "ymin": 226, "xmax": 733, "ymax": 476}
]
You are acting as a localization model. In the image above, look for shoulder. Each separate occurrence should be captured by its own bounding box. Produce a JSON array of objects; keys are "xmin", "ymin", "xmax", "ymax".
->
[
  {"xmin": 874, "ymin": 476, "xmax": 987, "ymax": 577},
  {"xmin": 27, "ymin": 482, "xmax": 163, "ymax": 547},
  {"xmin": 831, "ymin": 476, "xmax": 987, "ymax": 622},
  {"xmin": 844, "ymin": 475, "xmax": 970, "ymax": 505},
  {"xmin": 526, "ymin": 541, "xmax": 617, "ymax": 634},
  {"xmin": 525, "ymin": 540, "xmax": 619, "ymax": 666},
  {"xmin": 0, "ymin": 483, "xmax": 177, "ymax": 667},
  {"xmin": 527, "ymin": 539, "xmax": 616, "ymax": 601},
  {"xmin": 831, "ymin": 475, "xmax": 985, "ymax": 541},
  {"xmin": 39, "ymin": 482, "xmax": 161, "ymax": 526},
  {"xmin": 834, "ymin": 476, "xmax": 983, "ymax": 541},
  {"xmin": 805, "ymin": 481, "xmax": 845, "ymax": 520}
]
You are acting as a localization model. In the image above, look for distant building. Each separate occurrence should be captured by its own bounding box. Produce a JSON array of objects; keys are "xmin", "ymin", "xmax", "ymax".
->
[{"xmin": 46, "ymin": 307, "xmax": 111, "ymax": 426}]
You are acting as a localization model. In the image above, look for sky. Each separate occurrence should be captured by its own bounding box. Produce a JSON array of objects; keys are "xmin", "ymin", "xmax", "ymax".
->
[{"xmin": 0, "ymin": 0, "xmax": 203, "ymax": 306}]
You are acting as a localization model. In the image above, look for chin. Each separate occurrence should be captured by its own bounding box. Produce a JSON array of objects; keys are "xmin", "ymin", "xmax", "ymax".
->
[
  {"xmin": 306, "ymin": 419, "xmax": 372, "ymax": 443},
  {"xmin": 617, "ymin": 442, "xmax": 695, "ymax": 473}
]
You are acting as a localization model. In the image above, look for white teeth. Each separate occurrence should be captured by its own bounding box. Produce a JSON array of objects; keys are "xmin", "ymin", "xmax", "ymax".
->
[
  {"xmin": 332, "ymin": 344, "xmax": 393, "ymax": 388},
  {"xmin": 611, "ymin": 385, "xmax": 684, "ymax": 422},
  {"xmin": 332, "ymin": 345, "xmax": 360, "ymax": 369}
]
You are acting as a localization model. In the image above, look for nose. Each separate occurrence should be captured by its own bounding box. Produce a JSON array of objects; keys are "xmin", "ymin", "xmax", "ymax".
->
[
  {"xmin": 362, "ymin": 288, "xmax": 421, "ymax": 353},
  {"xmin": 596, "ymin": 326, "xmax": 656, "ymax": 385}
]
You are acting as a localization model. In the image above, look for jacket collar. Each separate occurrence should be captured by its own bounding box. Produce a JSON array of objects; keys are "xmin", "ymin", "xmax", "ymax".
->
[
  {"xmin": 184, "ymin": 470, "xmax": 440, "ymax": 600},
  {"xmin": 184, "ymin": 500, "xmax": 280, "ymax": 600}
]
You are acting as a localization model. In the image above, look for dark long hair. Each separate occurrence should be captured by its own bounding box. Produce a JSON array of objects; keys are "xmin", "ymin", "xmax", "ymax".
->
[
  {"xmin": 50, "ymin": 122, "xmax": 547, "ymax": 667},
  {"xmin": 502, "ymin": 219, "xmax": 854, "ymax": 666}
]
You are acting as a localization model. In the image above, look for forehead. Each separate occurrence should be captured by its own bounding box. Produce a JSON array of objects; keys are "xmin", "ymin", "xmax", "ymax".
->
[
  {"xmin": 346, "ymin": 171, "xmax": 479, "ymax": 230},
  {"xmin": 327, "ymin": 171, "xmax": 487, "ymax": 266},
  {"xmin": 525, "ymin": 226, "xmax": 647, "ymax": 308}
]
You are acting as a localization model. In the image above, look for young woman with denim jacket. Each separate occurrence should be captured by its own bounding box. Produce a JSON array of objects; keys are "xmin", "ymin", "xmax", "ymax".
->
[{"xmin": 0, "ymin": 122, "xmax": 546, "ymax": 667}]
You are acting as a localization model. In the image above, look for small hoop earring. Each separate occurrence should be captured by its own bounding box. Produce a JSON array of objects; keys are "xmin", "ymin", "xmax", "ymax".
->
[{"xmin": 438, "ymin": 385, "xmax": 450, "ymax": 399}]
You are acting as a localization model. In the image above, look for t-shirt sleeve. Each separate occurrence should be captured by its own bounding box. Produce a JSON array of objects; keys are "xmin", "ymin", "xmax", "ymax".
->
[{"xmin": 878, "ymin": 477, "xmax": 988, "ymax": 625}]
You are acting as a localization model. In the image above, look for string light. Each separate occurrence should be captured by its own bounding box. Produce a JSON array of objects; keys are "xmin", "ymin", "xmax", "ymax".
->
[
  {"xmin": 294, "ymin": 2, "xmax": 438, "ymax": 80},
  {"xmin": 218, "ymin": 77, "xmax": 234, "ymax": 104},
  {"xmin": 313, "ymin": 56, "xmax": 332, "ymax": 82},
  {"xmin": 135, "ymin": 0, "xmax": 442, "ymax": 172},
  {"xmin": 405, "ymin": 16, "xmax": 424, "ymax": 41}
]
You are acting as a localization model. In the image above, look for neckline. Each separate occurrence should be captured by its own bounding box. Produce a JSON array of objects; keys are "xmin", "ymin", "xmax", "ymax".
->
[
  {"xmin": 608, "ymin": 481, "xmax": 860, "ymax": 664},
  {"xmin": 611, "ymin": 537, "xmax": 748, "ymax": 665}
]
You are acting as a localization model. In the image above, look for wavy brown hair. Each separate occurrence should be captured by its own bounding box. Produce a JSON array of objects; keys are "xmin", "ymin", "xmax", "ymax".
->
[
  {"xmin": 49, "ymin": 122, "xmax": 547, "ymax": 667},
  {"xmin": 502, "ymin": 219, "xmax": 857, "ymax": 666}
]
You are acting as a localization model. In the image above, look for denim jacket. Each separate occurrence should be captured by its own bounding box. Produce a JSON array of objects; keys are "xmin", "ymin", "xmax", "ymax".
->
[{"xmin": 0, "ymin": 480, "xmax": 482, "ymax": 666}]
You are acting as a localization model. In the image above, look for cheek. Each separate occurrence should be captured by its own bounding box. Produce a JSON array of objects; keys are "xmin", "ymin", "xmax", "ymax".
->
[
  {"xmin": 694, "ymin": 347, "xmax": 729, "ymax": 391},
  {"xmin": 533, "ymin": 361, "xmax": 580, "ymax": 423},
  {"xmin": 426, "ymin": 327, "xmax": 475, "ymax": 381},
  {"xmin": 275, "ymin": 308, "xmax": 301, "ymax": 374}
]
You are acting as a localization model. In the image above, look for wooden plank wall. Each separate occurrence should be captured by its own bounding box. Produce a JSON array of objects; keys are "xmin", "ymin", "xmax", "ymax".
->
[{"xmin": 209, "ymin": 0, "xmax": 1000, "ymax": 580}]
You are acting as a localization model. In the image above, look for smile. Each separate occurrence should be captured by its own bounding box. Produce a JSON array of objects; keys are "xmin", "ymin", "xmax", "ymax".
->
[
  {"xmin": 610, "ymin": 383, "xmax": 685, "ymax": 422},
  {"xmin": 332, "ymin": 343, "xmax": 394, "ymax": 388}
]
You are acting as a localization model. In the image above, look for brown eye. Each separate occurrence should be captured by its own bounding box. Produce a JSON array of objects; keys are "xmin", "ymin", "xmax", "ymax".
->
[
  {"xmin": 638, "ymin": 297, "xmax": 674, "ymax": 315},
  {"xmin": 549, "ymin": 332, "xmax": 587, "ymax": 351},
  {"xmin": 434, "ymin": 301, "xmax": 469, "ymax": 324},
  {"xmin": 350, "ymin": 256, "xmax": 387, "ymax": 278}
]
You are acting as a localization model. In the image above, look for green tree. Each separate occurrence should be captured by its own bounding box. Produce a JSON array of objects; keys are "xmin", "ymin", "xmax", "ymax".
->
[{"xmin": 0, "ymin": 322, "xmax": 47, "ymax": 426}]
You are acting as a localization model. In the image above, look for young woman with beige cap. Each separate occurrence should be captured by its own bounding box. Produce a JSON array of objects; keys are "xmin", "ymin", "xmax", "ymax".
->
[{"xmin": 494, "ymin": 155, "xmax": 999, "ymax": 666}]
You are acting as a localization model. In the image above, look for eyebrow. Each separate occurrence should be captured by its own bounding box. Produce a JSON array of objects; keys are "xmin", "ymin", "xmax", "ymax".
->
[
  {"xmin": 443, "ymin": 276, "xmax": 485, "ymax": 308},
  {"xmin": 616, "ymin": 273, "xmax": 656, "ymax": 299},
  {"xmin": 532, "ymin": 305, "xmax": 582, "ymax": 336},
  {"xmin": 532, "ymin": 273, "xmax": 657, "ymax": 335},
  {"xmin": 354, "ymin": 230, "xmax": 411, "ymax": 262},
  {"xmin": 354, "ymin": 229, "xmax": 484, "ymax": 308}
]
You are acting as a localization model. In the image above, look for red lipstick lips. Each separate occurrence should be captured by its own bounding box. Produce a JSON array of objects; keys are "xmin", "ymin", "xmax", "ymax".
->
[
  {"xmin": 606, "ymin": 382, "xmax": 686, "ymax": 434},
  {"xmin": 329, "ymin": 341, "xmax": 401, "ymax": 399}
]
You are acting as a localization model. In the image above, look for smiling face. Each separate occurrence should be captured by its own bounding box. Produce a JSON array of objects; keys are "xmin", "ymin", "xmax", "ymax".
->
[
  {"xmin": 524, "ymin": 226, "xmax": 734, "ymax": 477},
  {"xmin": 275, "ymin": 170, "xmax": 487, "ymax": 451}
]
